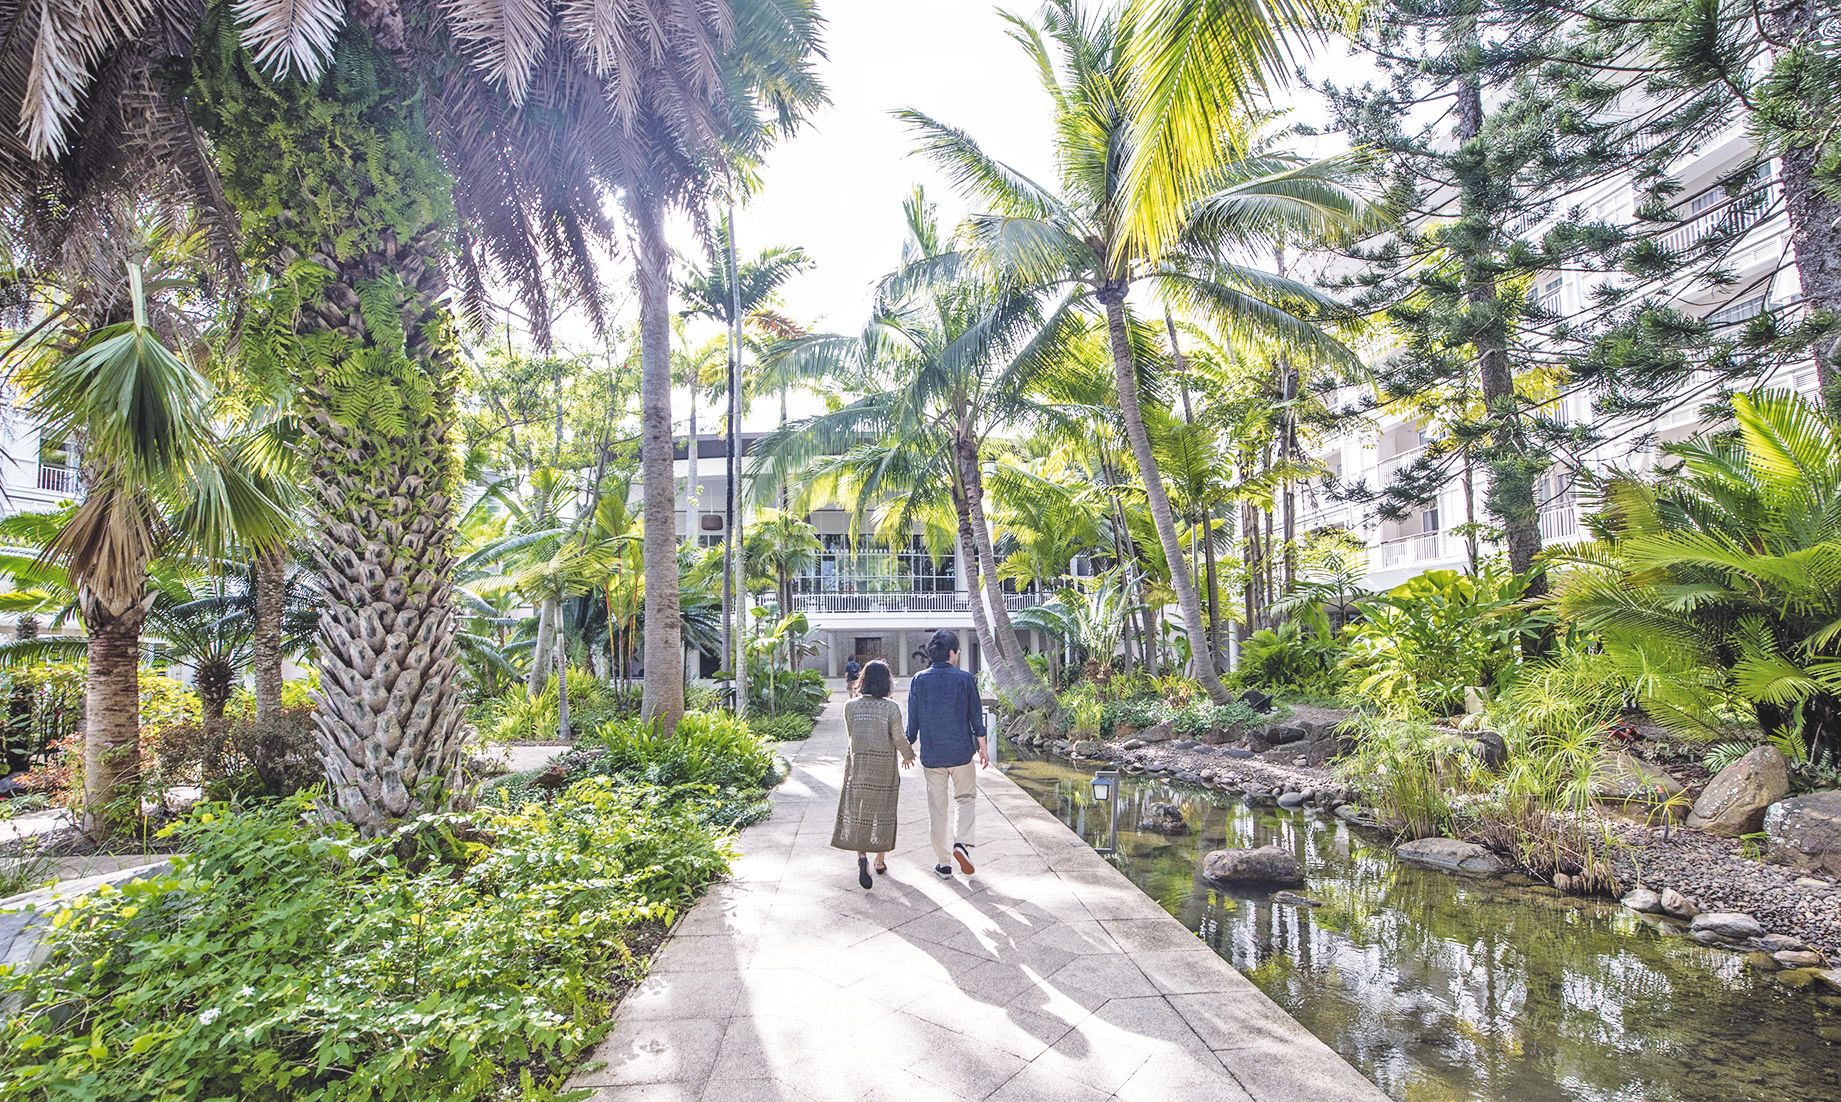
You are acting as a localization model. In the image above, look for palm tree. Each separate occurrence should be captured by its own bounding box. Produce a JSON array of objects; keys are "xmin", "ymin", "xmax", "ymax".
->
[
  {"xmin": 145, "ymin": 567, "xmax": 321, "ymax": 740},
  {"xmin": 755, "ymin": 190, "xmax": 1068, "ymax": 714},
  {"xmin": 7, "ymin": 265, "xmax": 288, "ymax": 838},
  {"xmin": 4, "ymin": 0, "xmax": 822, "ymax": 829},
  {"xmin": 745, "ymin": 511, "xmax": 822, "ymax": 615},
  {"xmin": 903, "ymin": 0, "xmax": 1361, "ymax": 702}
]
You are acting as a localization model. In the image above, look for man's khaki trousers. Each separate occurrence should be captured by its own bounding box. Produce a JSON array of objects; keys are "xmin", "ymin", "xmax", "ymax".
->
[{"xmin": 924, "ymin": 762, "xmax": 977, "ymax": 866}]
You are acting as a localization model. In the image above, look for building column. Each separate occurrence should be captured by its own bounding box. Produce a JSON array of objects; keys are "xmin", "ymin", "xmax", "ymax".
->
[
  {"xmin": 895, "ymin": 631, "xmax": 908, "ymax": 677},
  {"xmin": 827, "ymin": 632, "xmax": 841, "ymax": 677}
]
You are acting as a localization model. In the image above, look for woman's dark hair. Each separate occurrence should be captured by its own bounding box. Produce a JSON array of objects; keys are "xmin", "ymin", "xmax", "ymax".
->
[
  {"xmin": 925, "ymin": 629, "xmax": 959, "ymax": 665},
  {"xmin": 860, "ymin": 659, "xmax": 893, "ymax": 698}
]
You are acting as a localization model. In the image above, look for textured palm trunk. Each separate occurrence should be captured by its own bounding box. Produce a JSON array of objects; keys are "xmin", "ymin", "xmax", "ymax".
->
[
  {"xmin": 252, "ymin": 548, "xmax": 286, "ymax": 719},
  {"xmin": 1099, "ymin": 292, "xmax": 1229, "ymax": 703},
  {"xmin": 634, "ymin": 198, "xmax": 685, "ymax": 731},
  {"xmin": 953, "ymin": 510, "xmax": 1008, "ymax": 694},
  {"xmin": 79, "ymin": 599, "xmax": 145, "ymax": 840},
  {"xmin": 5, "ymin": 615, "xmax": 38, "ymax": 773},
  {"xmin": 300, "ymin": 232, "xmax": 470, "ymax": 835},
  {"xmin": 956, "ymin": 439, "xmax": 1057, "ymax": 713},
  {"xmin": 1767, "ymin": 1, "xmax": 1841, "ymax": 411}
]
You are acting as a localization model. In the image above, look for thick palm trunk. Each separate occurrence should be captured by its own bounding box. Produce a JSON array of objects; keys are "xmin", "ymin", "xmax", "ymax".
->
[
  {"xmin": 79, "ymin": 598, "xmax": 145, "ymax": 840},
  {"xmin": 957, "ymin": 439, "xmax": 1057, "ymax": 711},
  {"xmin": 5, "ymin": 616, "xmax": 38, "ymax": 773},
  {"xmin": 1767, "ymin": 1, "xmax": 1841, "ymax": 410},
  {"xmin": 252, "ymin": 548, "xmax": 287, "ymax": 719},
  {"xmin": 1099, "ymin": 292, "xmax": 1229, "ymax": 703},
  {"xmin": 954, "ymin": 513, "xmax": 1009, "ymax": 695},
  {"xmin": 634, "ymin": 198, "xmax": 685, "ymax": 730}
]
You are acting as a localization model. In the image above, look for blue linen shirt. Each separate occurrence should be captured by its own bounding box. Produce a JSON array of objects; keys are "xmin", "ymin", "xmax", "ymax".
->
[{"xmin": 906, "ymin": 660, "xmax": 986, "ymax": 768}]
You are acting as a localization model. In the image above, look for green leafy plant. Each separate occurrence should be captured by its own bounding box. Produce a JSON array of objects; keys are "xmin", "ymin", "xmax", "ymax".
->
[{"xmin": 749, "ymin": 713, "xmax": 817, "ymax": 743}]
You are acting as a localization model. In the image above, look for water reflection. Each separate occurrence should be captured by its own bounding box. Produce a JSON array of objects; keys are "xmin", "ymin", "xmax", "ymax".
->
[{"xmin": 1001, "ymin": 748, "xmax": 1841, "ymax": 1102}]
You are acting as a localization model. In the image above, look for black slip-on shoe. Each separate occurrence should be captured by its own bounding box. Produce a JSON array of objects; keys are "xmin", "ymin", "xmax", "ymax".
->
[
  {"xmin": 934, "ymin": 864, "xmax": 954, "ymax": 880},
  {"xmin": 874, "ymin": 861, "xmax": 888, "ymax": 875},
  {"xmin": 858, "ymin": 858, "xmax": 874, "ymax": 890},
  {"xmin": 953, "ymin": 843, "xmax": 976, "ymax": 876}
]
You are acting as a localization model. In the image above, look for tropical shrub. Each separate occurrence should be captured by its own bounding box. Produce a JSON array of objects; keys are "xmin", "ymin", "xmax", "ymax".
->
[
  {"xmin": 749, "ymin": 713, "xmax": 817, "ymax": 742},
  {"xmin": 1171, "ymin": 700, "xmax": 1263, "ymax": 738},
  {"xmin": 153, "ymin": 708, "xmax": 323, "ymax": 801},
  {"xmin": 1334, "ymin": 719, "xmax": 1482, "ymax": 839},
  {"xmin": 747, "ymin": 666, "xmax": 828, "ymax": 717},
  {"xmin": 0, "ymin": 782, "xmax": 732, "ymax": 1101},
  {"xmin": 1232, "ymin": 620, "xmax": 1343, "ymax": 698},
  {"xmin": 1340, "ymin": 563, "xmax": 1545, "ymax": 719},
  {"xmin": 473, "ymin": 670, "xmax": 639, "ymax": 743},
  {"xmin": 593, "ymin": 711, "xmax": 777, "ymax": 794},
  {"xmin": 1557, "ymin": 390, "xmax": 1841, "ymax": 757}
]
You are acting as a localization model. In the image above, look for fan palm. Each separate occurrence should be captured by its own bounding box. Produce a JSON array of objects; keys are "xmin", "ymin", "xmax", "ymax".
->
[
  {"xmin": 1558, "ymin": 389, "xmax": 1841, "ymax": 757},
  {"xmin": 754, "ymin": 189, "xmax": 1069, "ymax": 714},
  {"xmin": 904, "ymin": 0, "xmax": 1362, "ymax": 703},
  {"xmin": 4, "ymin": 0, "xmax": 822, "ymax": 830},
  {"xmin": 6, "ymin": 266, "xmax": 289, "ymax": 838}
]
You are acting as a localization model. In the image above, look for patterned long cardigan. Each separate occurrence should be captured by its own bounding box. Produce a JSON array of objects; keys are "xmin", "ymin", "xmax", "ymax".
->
[{"xmin": 830, "ymin": 696, "xmax": 913, "ymax": 852}]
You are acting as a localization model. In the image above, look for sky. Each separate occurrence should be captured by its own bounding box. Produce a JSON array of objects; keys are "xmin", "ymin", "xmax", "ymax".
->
[{"xmin": 733, "ymin": 1, "xmax": 1058, "ymax": 334}]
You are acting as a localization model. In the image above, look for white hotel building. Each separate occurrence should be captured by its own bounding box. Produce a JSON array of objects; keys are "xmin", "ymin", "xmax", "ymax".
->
[{"xmin": 1296, "ymin": 116, "xmax": 1818, "ymax": 593}]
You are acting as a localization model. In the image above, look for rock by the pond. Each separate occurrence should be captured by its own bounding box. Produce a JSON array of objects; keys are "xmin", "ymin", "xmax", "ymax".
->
[
  {"xmin": 1591, "ymin": 751, "xmax": 1687, "ymax": 813},
  {"xmin": 1687, "ymin": 746, "xmax": 1791, "ymax": 837},
  {"xmin": 1221, "ymin": 747, "xmax": 1255, "ymax": 760},
  {"xmin": 1770, "ymin": 968, "xmax": 1825, "ymax": 990},
  {"xmin": 1814, "ymin": 969, "xmax": 1841, "ymax": 994},
  {"xmin": 1170, "ymin": 739, "xmax": 1197, "ymax": 751},
  {"xmin": 1690, "ymin": 911, "xmax": 1765, "ymax": 942},
  {"xmin": 1072, "ymin": 740, "xmax": 1102, "ymax": 756},
  {"xmin": 1267, "ymin": 722, "xmax": 1309, "ymax": 746},
  {"xmin": 1660, "ymin": 887, "xmax": 1699, "ymax": 918},
  {"xmin": 1622, "ymin": 887, "xmax": 1665, "ymax": 914},
  {"xmin": 1139, "ymin": 803, "xmax": 1188, "ymax": 836},
  {"xmin": 1553, "ymin": 872, "xmax": 1585, "ymax": 894},
  {"xmin": 1121, "ymin": 738, "xmax": 1146, "ymax": 751},
  {"xmin": 1470, "ymin": 729, "xmax": 1508, "ymax": 770},
  {"xmin": 1395, "ymin": 837, "xmax": 1504, "ymax": 876},
  {"xmin": 1202, "ymin": 845, "xmax": 1305, "ymax": 886},
  {"xmin": 1763, "ymin": 790, "xmax": 1841, "ymax": 877},
  {"xmin": 1137, "ymin": 721, "xmax": 1176, "ymax": 744},
  {"xmin": 1277, "ymin": 790, "xmax": 1308, "ymax": 809},
  {"xmin": 1774, "ymin": 950, "xmax": 1826, "ymax": 968},
  {"xmin": 1271, "ymin": 890, "xmax": 1323, "ymax": 908},
  {"xmin": 1746, "ymin": 950, "xmax": 1782, "ymax": 971}
]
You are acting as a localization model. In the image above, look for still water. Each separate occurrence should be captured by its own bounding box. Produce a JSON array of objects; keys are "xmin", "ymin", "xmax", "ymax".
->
[{"xmin": 999, "ymin": 746, "xmax": 1841, "ymax": 1102}]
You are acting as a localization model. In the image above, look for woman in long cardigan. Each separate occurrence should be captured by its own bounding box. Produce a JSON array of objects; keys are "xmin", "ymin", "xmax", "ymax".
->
[{"xmin": 831, "ymin": 660, "xmax": 913, "ymax": 888}]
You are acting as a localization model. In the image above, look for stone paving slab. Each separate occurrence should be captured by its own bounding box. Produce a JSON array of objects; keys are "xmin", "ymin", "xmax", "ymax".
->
[{"xmin": 569, "ymin": 692, "xmax": 1387, "ymax": 1102}]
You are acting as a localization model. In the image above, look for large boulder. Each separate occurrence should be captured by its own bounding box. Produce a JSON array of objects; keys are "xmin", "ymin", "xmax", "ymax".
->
[
  {"xmin": 1690, "ymin": 911, "xmax": 1765, "ymax": 943},
  {"xmin": 1394, "ymin": 837, "xmax": 1504, "ymax": 876},
  {"xmin": 1137, "ymin": 721, "xmax": 1176, "ymax": 744},
  {"xmin": 1202, "ymin": 845, "xmax": 1305, "ymax": 886},
  {"xmin": 1591, "ymin": 751, "xmax": 1686, "ymax": 816},
  {"xmin": 1764, "ymin": 790, "xmax": 1841, "ymax": 877},
  {"xmin": 1687, "ymin": 746, "xmax": 1791, "ymax": 837}
]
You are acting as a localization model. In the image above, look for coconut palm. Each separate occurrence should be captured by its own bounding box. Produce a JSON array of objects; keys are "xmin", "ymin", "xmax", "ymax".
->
[
  {"xmin": 754, "ymin": 190, "xmax": 1070, "ymax": 714},
  {"xmin": 903, "ymin": 0, "xmax": 1361, "ymax": 702},
  {"xmin": 745, "ymin": 511, "xmax": 822, "ymax": 614},
  {"xmin": 4, "ymin": 0, "xmax": 822, "ymax": 830}
]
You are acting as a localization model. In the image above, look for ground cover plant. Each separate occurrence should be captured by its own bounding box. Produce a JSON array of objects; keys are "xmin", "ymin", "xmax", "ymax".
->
[{"xmin": 0, "ymin": 709, "xmax": 777, "ymax": 1100}]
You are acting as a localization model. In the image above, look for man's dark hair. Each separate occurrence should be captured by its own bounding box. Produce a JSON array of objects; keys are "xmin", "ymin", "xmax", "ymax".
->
[
  {"xmin": 860, "ymin": 660, "xmax": 893, "ymax": 698},
  {"xmin": 925, "ymin": 630, "xmax": 959, "ymax": 665}
]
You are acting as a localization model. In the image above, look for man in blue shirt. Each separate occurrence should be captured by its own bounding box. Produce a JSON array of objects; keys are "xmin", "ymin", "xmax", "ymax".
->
[{"xmin": 906, "ymin": 630, "xmax": 987, "ymax": 879}]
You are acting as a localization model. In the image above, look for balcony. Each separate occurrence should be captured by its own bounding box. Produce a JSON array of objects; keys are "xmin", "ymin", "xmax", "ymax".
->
[
  {"xmin": 1658, "ymin": 180, "xmax": 1778, "ymax": 256},
  {"xmin": 1375, "ymin": 444, "xmax": 1426, "ymax": 486},
  {"xmin": 788, "ymin": 591, "xmax": 1042, "ymax": 615},
  {"xmin": 36, "ymin": 464, "xmax": 79, "ymax": 494},
  {"xmin": 1375, "ymin": 531, "xmax": 1463, "ymax": 570}
]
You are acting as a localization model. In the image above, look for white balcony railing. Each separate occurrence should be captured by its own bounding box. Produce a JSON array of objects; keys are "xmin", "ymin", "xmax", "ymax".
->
[
  {"xmin": 1375, "ymin": 445, "xmax": 1426, "ymax": 485},
  {"xmin": 1539, "ymin": 502, "xmax": 1580, "ymax": 542},
  {"xmin": 1375, "ymin": 531, "xmax": 1465, "ymax": 570},
  {"xmin": 1658, "ymin": 180, "xmax": 1778, "ymax": 255},
  {"xmin": 36, "ymin": 464, "xmax": 79, "ymax": 494},
  {"xmin": 788, "ymin": 591, "xmax": 1042, "ymax": 615}
]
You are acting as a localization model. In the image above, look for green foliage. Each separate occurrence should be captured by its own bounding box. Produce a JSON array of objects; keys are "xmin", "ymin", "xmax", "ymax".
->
[
  {"xmin": 1558, "ymin": 390, "xmax": 1841, "ymax": 756},
  {"xmin": 473, "ymin": 671, "xmax": 640, "ymax": 744},
  {"xmin": 748, "ymin": 713, "xmax": 817, "ymax": 743},
  {"xmin": 1334, "ymin": 720, "xmax": 1479, "ymax": 840},
  {"xmin": 0, "ymin": 776, "xmax": 733, "ymax": 1100},
  {"xmin": 1231, "ymin": 620, "xmax": 1343, "ymax": 698},
  {"xmin": 746, "ymin": 666, "xmax": 828, "ymax": 718},
  {"xmin": 151, "ymin": 708, "xmax": 322, "ymax": 801},
  {"xmin": 592, "ymin": 711, "xmax": 777, "ymax": 795},
  {"xmin": 1171, "ymin": 700, "xmax": 1262, "ymax": 738},
  {"xmin": 1340, "ymin": 564, "xmax": 1545, "ymax": 719}
]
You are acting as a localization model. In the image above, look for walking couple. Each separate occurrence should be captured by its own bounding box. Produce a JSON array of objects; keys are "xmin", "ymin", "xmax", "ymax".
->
[{"xmin": 830, "ymin": 629, "xmax": 988, "ymax": 889}]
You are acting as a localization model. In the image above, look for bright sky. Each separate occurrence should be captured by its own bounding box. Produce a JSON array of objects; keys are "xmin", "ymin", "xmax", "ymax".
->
[{"xmin": 735, "ymin": 1, "xmax": 1058, "ymax": 334}]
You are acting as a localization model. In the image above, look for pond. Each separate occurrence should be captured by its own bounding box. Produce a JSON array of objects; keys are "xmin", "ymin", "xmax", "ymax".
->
[{"xmin": 998, "ymin": 745, "xmax": 1841, "ymax": 1102}]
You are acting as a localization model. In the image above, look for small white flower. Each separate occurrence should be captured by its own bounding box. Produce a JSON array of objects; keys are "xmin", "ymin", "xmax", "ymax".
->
[{"xmin": 198, "ymin": 1008, "xmax": 222, "ymax": 1026}]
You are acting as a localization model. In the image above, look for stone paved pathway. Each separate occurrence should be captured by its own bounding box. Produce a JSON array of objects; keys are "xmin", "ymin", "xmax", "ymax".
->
[{"xmin": 570, "ymin": 691, "xmax": 1387, "ymax": 1101}]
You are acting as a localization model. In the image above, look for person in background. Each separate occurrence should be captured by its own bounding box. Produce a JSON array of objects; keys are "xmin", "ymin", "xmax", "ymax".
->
[
  {"xmin": 830, "ymin": 660, "xmax": 912, "ymax": 888},
  {"xmin": 844, "ymin": 655, "xmax": 863, "ymax": 698},
  {"xmin": 905, "ymin": 630, "xmax": 987, "ymax": 880}
]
